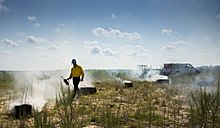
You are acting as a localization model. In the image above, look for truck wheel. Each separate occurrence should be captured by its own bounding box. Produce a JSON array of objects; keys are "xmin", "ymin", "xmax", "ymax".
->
[{"xmin": 195, "ymin": 70, "xmax": 200, "ymax": 75}]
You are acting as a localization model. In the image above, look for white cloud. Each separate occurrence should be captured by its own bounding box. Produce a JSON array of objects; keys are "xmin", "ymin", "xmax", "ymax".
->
[
  {"xmin": 27, "ymin": 16, "xmax": 37, "ymax": 22},
  {"xmin": 102, "ymin": 48, "xmax": 121, "ymax": 56},
  {"xmin": 161, "ymin": 45, "xmax": 175, "ymax": 50},
  {"xmin": 26, "ymin": 35, "xmax": 45, "ymax": 43},
  {"xmin": 0, "ymin": 0, "xmax": 9, "ymax": 12},
  {"xmin": 125, "ymin": 45, "xmax": 150, "ymax": 58},
  {"xmin": 16, "ymin": 32, "xmax": 24, "ymax": 36},
  {"xmin": 86, "ymin": 41, "xmax": 121, "ymax": 57},
  {"xmin": 2, "ymin": 39, "xmax": 18, "ymax": 47},
  {"xmin": 33, "ymin": 23, "xmax": 40, "ymax": 28},
  {"xmin": 161, "ymin": 28, "xmax": 176, "ymax": 35},
  {"xmin": 48, "ymin": 44, "xmax": 58, "ymax": 50},
  {"xmin": 84, "ymin": 40, "xmax": 99, "ymax": 46},
  {"xmin": 84, "ymin": 40, "xmax": 100, "ymax": 50},
  {"xmin": 111, "ymin": 13, "xmax": 117, "ymax": 20},
  {"xmin": 1, "ymin": 50, "xmax": 9, "ymax": 55},
  {"xmin": 170, "ymin": 40, "xmax": 188, "ymax": 46},
  {"xmin": 162, "ymin": 40, "xmax": 188, "ymax": 50},
  {"xmin": 91, "ymin": 46, "xmax": 102, "ymax": 54},
  {"xmin": 135, "ymin": 45, "xmax": 148, "ymax": 53},
  {"xmin": 92, "ymin": 27, "xmax": 142, "ymax": 40},
  {"xmin": 63, "ymin": 41, "xmax": 71, "ymax": 45}
]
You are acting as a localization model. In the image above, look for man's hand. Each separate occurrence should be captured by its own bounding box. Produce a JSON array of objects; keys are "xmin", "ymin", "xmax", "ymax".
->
[
  {"xmin": 63, "ymin": 79, "xmax": 69, "ymax": 85},
  {"xmin": 80, "ymin": 78, "xmax": 84, "ymax": 81}
]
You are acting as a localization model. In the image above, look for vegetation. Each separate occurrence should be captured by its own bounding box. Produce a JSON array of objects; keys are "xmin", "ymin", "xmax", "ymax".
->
[
  {"xmin": 189, "ymin": 83, "xmax": 220, "ymax": 128},
  {"xmin": 0, "ymin": 71, "xmax": 14, "ymax": 90},
  {"xmin": 0, "ymin": 69, "xmax": 220, "ymax": 127}
]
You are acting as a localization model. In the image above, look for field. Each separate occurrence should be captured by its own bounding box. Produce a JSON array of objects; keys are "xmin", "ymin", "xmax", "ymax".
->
[{"xmin": 0, "ymin": 68, "xmax": 220, "ymax": 128}]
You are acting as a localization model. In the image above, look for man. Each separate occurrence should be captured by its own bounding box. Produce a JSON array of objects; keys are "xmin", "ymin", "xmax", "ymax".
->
[{"xmin": 67, "ymin": 59, "xmax": 84, "ymax": 99}]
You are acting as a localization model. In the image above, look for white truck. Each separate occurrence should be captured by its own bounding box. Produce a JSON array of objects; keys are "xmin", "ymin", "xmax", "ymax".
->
[{"xmin": 160, "ymin": 63, "xmax": 200, "ymax": 76}]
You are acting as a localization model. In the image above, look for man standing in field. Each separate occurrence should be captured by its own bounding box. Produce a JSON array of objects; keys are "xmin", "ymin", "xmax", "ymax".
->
[{"xmin": 67, "ymin": 59, "xmax": 84, "ymax": 99}]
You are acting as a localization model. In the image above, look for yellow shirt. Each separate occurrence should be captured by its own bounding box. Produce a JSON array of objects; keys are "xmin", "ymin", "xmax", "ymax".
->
[{"xmin": 70, "ymin": 65, "xmax": 84, "ymax": 77}]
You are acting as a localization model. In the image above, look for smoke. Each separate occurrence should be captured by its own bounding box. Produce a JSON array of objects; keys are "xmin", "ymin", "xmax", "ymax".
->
[
  {"xmin": 8, "ymin": 70, "xmax": 94, "ymax": 111},
  {"xmin": 79, "ymin": 75, "xmax": 94, "ymax": 88},
  {"xmin": 132, "ymin": 68, "xmax": 169, "ymax": 82},
  {"xmin": 192, "ymin": 73, "xmax": 215, "ymax": 91},
  {"xmin": 9, "ymin": 71, "xmax": 62, "ymax": 111}
]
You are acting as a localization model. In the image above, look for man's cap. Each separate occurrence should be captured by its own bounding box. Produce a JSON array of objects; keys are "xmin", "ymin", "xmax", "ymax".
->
[{"xmin": 72, "ymin": 59, "xmax": 77, "ymax": 64}]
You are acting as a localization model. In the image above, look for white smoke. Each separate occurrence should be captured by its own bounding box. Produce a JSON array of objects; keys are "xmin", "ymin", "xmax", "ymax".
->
[
  {"xmin": 9, "ymin": 71, "xmax": 62, "ymax": 111},
  {"xmin": 192, "ymin": 73, "xmax": 215, "ymax": 91},
  {"xmin": 8, "ymin": 70, "xmax": 95, "ymax": 111},
  {"xmin": 132, "ymin": 68, "xmax": 169, "ymax": 82}
]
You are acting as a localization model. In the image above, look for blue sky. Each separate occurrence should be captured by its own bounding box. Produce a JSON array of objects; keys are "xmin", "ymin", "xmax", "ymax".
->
[{"xmin": 0, "ymin": 0, "xmax": 220, "ymax": 70}]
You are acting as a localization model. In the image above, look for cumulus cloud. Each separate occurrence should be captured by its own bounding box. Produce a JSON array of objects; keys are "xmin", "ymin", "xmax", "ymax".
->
[
  {"xmin": 26, "ymin": 35, "xmax": 45, "ymax": 43},
  {"xmin": 102, "ymin": 48, "xmax": 121, "ymax": 56},
  {"xmin": 27, "ymin": 16, "xmax": 37, "ymax": 22},
  {"xmin": 161, "ymin": 40, "xmax": 188, "ymax": 50},
  {"xmin": 161, "ymin": 45, "xmax": 175, "ymax": 50},
  {"xmin": 90, "ymin": 45, "xmax": 120, "ymax": 57},
  {"xmin": 0, "ymin": 0, "xmax": 9, "ymax": 12},
  {"xmin": 92, "ymin": 27, "xmax": 142, "ymax": 40},
  {"xmin": 85, "ymin": 40, "xmax": 120, "ymax": 57},
  {"xmin": 48, "ymin": 44, "xmax": 58, "ymax": 50},
  {"xmin": 125, "ymin": 45, "xmax": 150, "ymax": 58},
  {"xmin": 161, "ymin": 28, "xmax": 176, "ymax": 35},
  {"xmin": 135, "ymin": 45, "xmax": 148, "ymax": 53},
  {"xmin": 91, "ymin": 46, "xmax": 102, "ymax": 54},
  {"xmin": 1, "ymin": 39, "xmax": 18, "ymax": 47},
  {"xmin": 27, "ymin": 16, "xmax": 41, "ymax": 28}
]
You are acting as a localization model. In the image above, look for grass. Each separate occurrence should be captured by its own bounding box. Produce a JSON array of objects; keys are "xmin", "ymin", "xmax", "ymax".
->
[
  {"xmin": 189, "ymin": 83, "xmax": 220, "ymax": 128},
  {"xmin": 0, "ymin": 71, "xmax": 14, "ymax": 91},
  {"xmin": 0, "ymin": 70, "xmax": 220, "ymax": 127}
]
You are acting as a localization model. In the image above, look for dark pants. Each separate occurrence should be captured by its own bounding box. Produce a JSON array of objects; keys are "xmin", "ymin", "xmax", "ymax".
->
[{"xmin": 72, "ymin": 77, "xmax": 80, "ymax": 98}]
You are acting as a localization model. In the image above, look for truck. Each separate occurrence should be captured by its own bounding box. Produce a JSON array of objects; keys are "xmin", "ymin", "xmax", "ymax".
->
[{"xmin": 160, "ymin": 63, "xmax": 200, "ymax": 76}]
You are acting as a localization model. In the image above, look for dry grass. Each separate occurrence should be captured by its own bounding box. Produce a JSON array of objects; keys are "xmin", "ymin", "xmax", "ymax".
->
[{"xmin": 0, "ymin": 70, "xmax": 220, "ymax": 127}]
